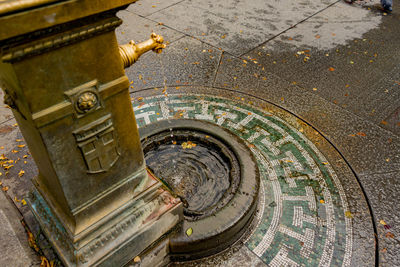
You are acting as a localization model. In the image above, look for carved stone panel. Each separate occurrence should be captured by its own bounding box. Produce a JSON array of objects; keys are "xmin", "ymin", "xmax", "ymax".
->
[{"xmin": 73, "ymin": 115, "xmax": 120, "ymax": 174}]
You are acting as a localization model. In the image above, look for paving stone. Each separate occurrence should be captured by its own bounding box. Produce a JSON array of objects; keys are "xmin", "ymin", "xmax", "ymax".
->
[
  {"xmin": 214, "ymin": 53, "xmax": 400, "ymax": 176},
  {"xmin": 243, "ymin": 1, "xmax": 400, "ymax": 136},
  {"xmin": 127, "ymin": 0, "xmax": 185, "ymax": 17},
  {"xmin": 359, "ymin": 171, "xmax": 400, "ymax": 267},
  {"xmin": 0, "ymin": 90, "xmax": 14, "ymax": 124},
  {"xmin": 147, "ymin": 0, "xmax": 338, "ymax": 56},
  {"xmin": 124, "ymin": 36, "xmax": 222, "ymax": 92},
  {"xmin": 116, "ymin": 10, "xmax": 185, "ymax": 45},
  {"xmin": 0, "ymin": 190, "xmax": 39, "ymax": 267}
]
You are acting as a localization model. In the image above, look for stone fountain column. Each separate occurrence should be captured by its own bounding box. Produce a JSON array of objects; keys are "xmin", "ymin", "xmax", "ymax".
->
[{"xmin": 0, "ymin": 1, "xmax": 183, "ymax": 266}]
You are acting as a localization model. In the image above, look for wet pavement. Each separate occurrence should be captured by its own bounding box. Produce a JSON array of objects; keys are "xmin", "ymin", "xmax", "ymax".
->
[{"xmin": 0, "ymin": 0, "xmax": 399, "ymax": 266}]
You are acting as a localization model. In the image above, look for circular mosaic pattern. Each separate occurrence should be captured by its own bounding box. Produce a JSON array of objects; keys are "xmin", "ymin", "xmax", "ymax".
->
[{"xmin": 133, "ymin": 94, "xmax": 353, "ymax": 267}]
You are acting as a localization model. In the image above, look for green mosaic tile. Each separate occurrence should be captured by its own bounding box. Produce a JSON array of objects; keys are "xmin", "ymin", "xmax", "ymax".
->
[{"xmin": 133, "ymin": 94, "xmax": 352, "ymax": 267}]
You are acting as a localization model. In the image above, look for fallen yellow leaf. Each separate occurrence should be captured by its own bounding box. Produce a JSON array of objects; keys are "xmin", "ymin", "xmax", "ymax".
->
[
  {"xmin": 186, "ymin": 227, "xmax": 193, "ymax": 236},
  {"xmin": 345, "ymin": 211, "xmax": 353, "ymax": 218}
]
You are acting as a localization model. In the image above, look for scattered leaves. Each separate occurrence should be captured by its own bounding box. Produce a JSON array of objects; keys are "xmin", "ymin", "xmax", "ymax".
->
[
  {"xmin": 18, "ymin": 170, "xmax": 25, "ymax": 177},
  {"xmin": 356, "ymin": 132, "xmax": 366, "ymax": 137},
  {"xmin": 21, "ymin": 199, "xmax": 27, "ymax": 205},
  {"xmin": 181, "ymin": 141, "xmax": 196, "ymax": 149},
  {"xmin": 134, "ymin": 256, "xmax": 141, "ymax": 263}
]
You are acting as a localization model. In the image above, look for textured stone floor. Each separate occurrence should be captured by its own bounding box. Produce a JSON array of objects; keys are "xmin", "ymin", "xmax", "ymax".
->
[{"xmin": 0, "ymin": 0, "xmax": 399, "ymax": 266}]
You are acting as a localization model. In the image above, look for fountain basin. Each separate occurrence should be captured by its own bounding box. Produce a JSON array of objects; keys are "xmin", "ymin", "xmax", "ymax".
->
[{"xmin": 140, "ymin": 119, "xmax": 260, "ymax": 261}]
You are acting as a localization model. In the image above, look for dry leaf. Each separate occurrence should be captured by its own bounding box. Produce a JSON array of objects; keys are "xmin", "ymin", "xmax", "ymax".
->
[
  {"xmin": 345, "ymin": 211, "xmax": 353, "ymax": 218},
  {"xmin": 186, "ymin": 227, "xmax": 193, "ymax": 236},
  {"xmin": 385, "ymin": 232, "xmax": 394, "ymax": 239}
]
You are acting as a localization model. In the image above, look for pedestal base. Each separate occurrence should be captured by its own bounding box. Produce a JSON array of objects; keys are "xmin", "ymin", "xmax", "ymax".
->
[{"xmin": 28, "ymin": 172, "xmax": 182, "ymax": 267}]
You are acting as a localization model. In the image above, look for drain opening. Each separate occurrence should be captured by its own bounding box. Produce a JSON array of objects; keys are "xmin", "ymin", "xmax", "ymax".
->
[{"xmin": 142, "ymin": 129, "xmax": 241, "ymax": 221}]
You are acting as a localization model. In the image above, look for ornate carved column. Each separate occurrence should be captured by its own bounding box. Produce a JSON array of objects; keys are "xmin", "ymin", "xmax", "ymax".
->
[{"xmin": 0, "ymin": 1, "xmax": 182, "ymax": 266}]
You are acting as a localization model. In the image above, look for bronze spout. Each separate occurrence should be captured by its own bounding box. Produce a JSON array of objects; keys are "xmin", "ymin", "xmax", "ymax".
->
[{"xmin": 119, "ymin": 32, "xmax": 166, "ymax": 68}]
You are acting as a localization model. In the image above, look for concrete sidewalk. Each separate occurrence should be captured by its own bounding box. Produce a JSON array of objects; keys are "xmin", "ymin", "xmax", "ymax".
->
[{"xmin": 0, "ymin": 0, "xmax": 398, "ymax": 266}]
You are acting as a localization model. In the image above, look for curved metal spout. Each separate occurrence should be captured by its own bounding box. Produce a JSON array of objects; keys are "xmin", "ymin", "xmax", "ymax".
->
[{"xmin": 119, "ymin": 32, "xmax": 166, "ymax": 68}]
